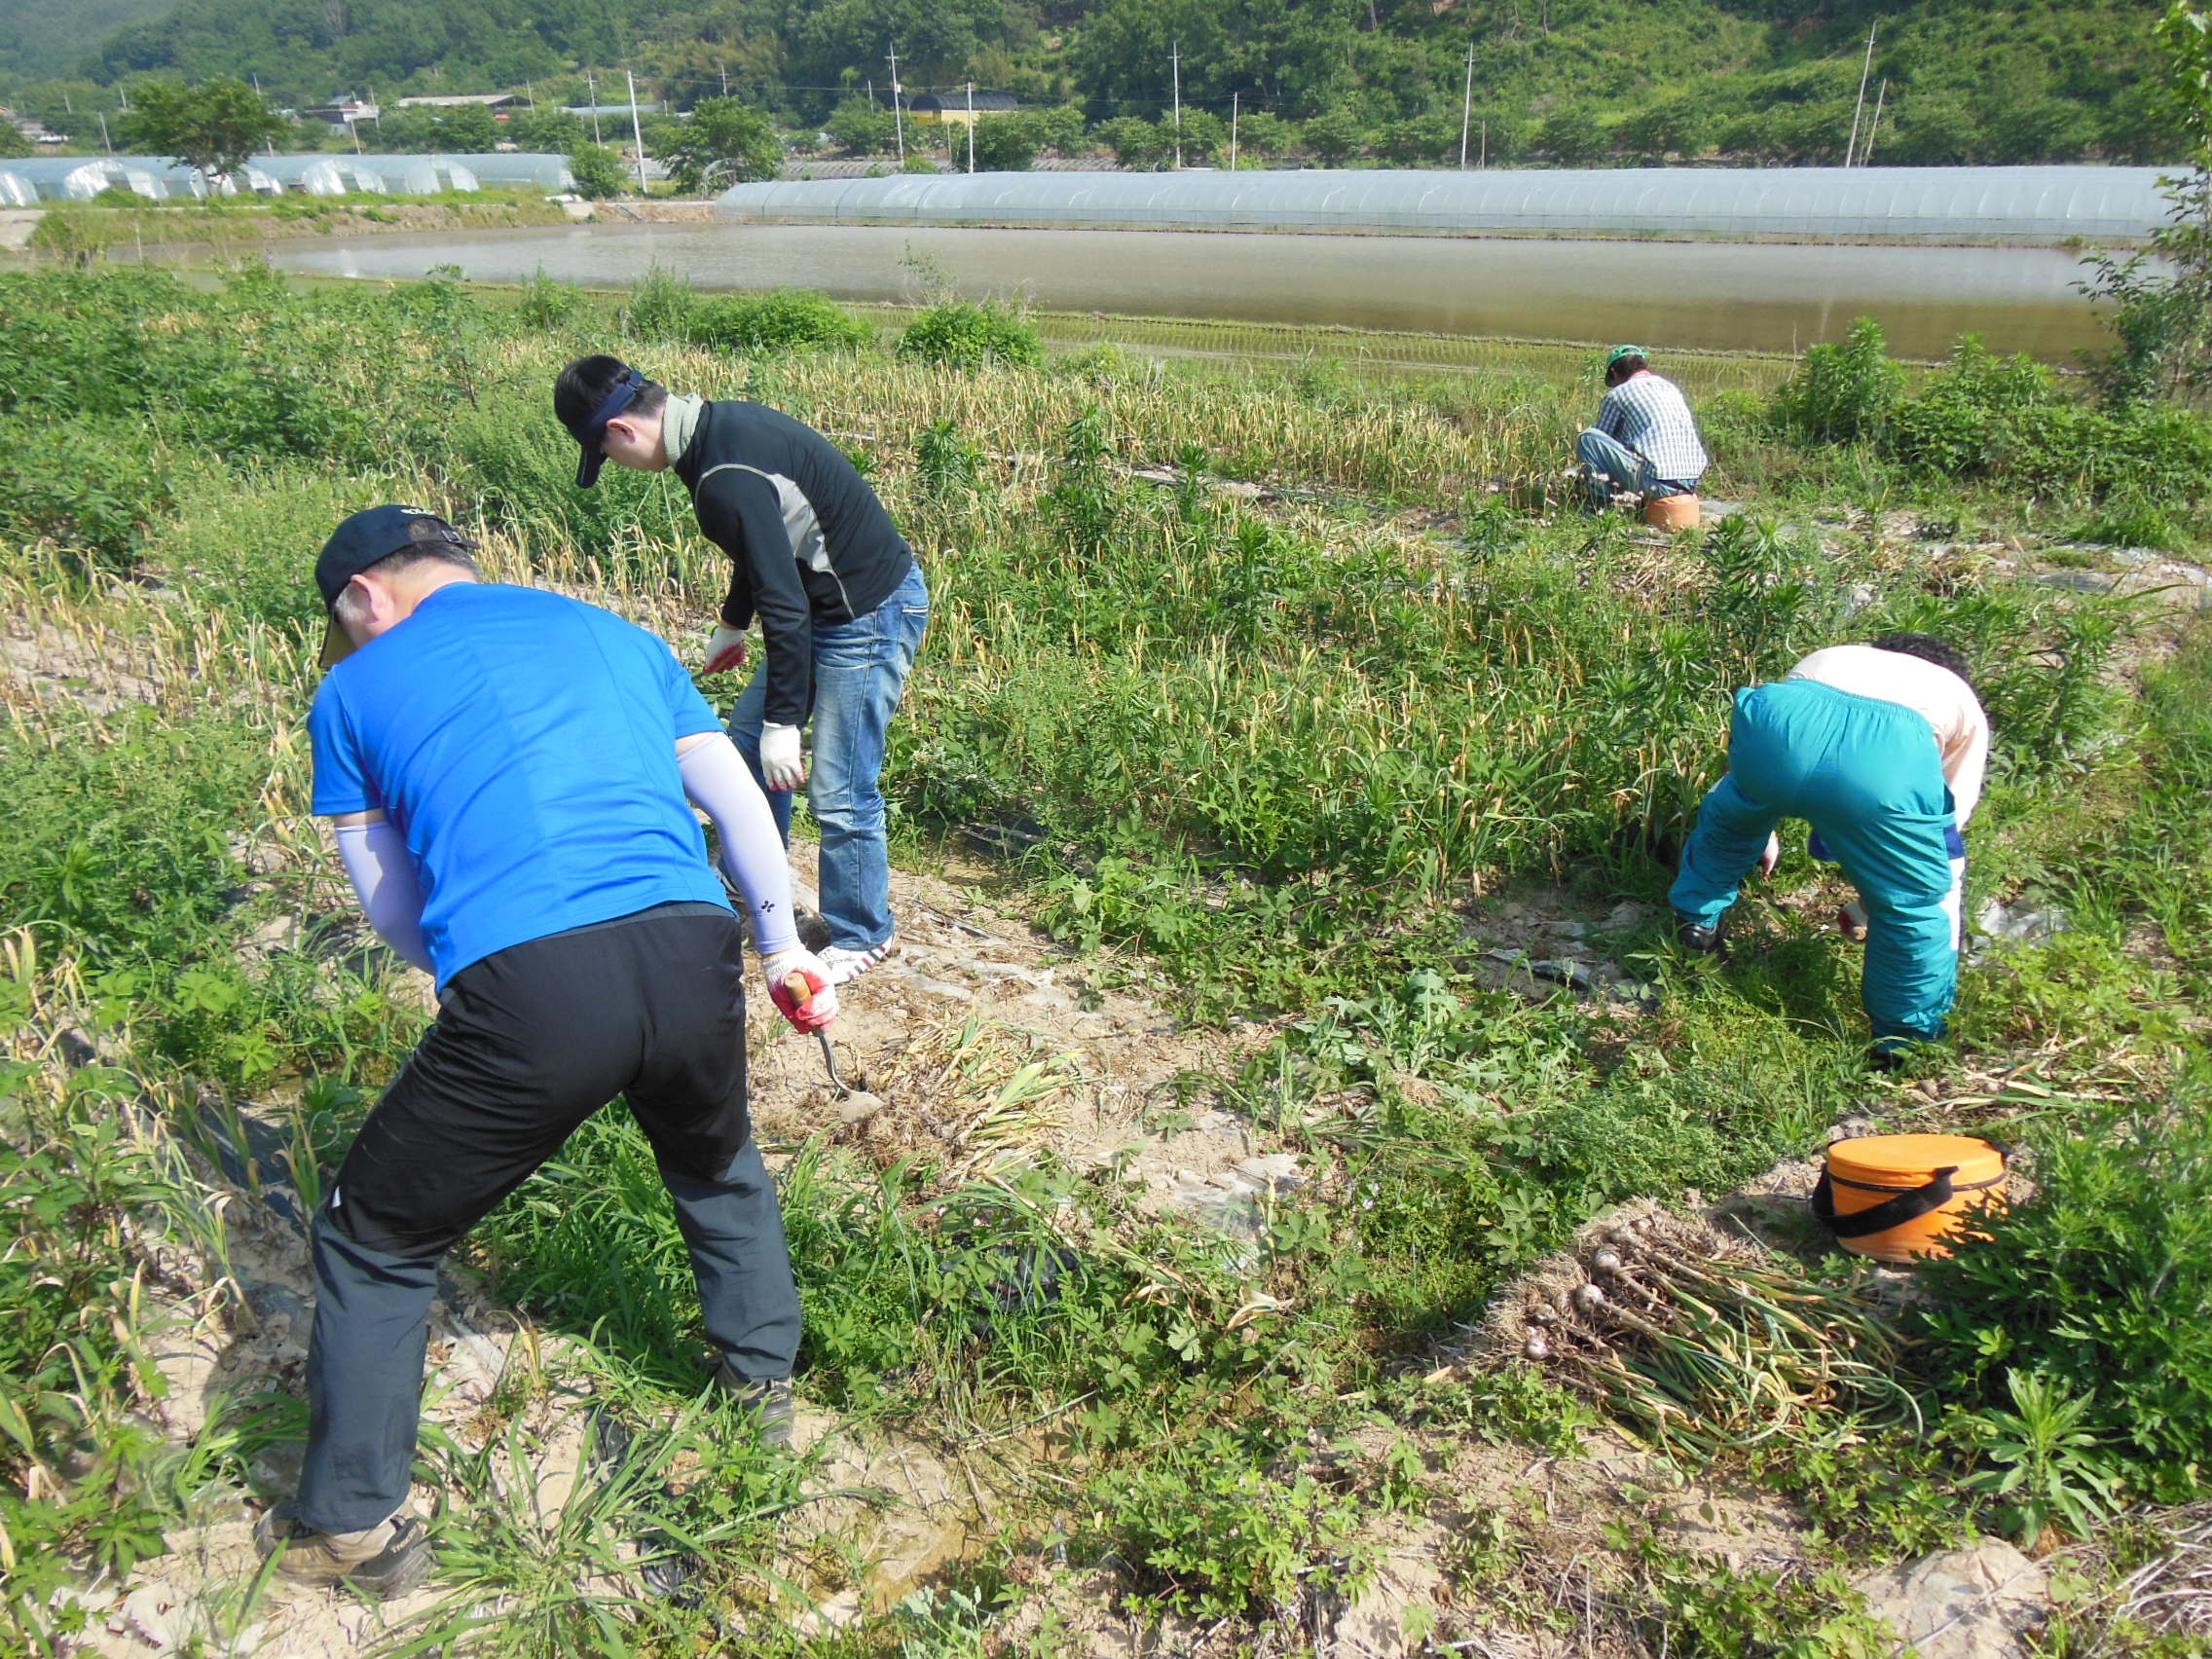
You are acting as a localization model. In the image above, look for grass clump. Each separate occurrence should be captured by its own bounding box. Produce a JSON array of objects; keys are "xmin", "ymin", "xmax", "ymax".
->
[
  {"xmin": 898, "ymin": 301, "xmax": 1046, "ymax": 370},
  {"xmin": 622, "ymin": 265, "xmax": 873, "ymax": 354}
]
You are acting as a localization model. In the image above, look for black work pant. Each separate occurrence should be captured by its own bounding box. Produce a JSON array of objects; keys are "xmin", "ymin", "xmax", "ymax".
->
[{"xmin": 297, "ymin": 903, "xmax": 801, "ymax": 1534}]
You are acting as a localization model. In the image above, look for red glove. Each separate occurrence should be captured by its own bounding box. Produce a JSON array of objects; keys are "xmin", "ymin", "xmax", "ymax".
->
[
  {"xmin": 762, "ymin": 949, "xmax": 837, "ymax": 1033},
  {"xmin": 705, "ymin": 624, "xmax": 750, "ymax": 675}
]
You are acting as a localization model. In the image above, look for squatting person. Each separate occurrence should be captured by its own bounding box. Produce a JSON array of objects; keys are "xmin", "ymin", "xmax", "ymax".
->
[
  {"xmin": 1669, "ymin": 633, "xmax": 1990, "ymax": 1066},
  {"xmin": 556, "ymin": 356, "xmax": 929, "ymax": 987},
  {"xmin": 1576, "ymin": 346, "xmax": 1709, "ymax": 512},
  {"xmin": 255, "ymin": 505, "xmax": 838, "ymax": 1597}
]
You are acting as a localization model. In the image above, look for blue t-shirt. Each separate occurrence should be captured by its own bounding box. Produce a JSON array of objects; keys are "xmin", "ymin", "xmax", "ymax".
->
[{"xmin": 309, "ymin": 583, "xmax": 728, "ymax": 989}]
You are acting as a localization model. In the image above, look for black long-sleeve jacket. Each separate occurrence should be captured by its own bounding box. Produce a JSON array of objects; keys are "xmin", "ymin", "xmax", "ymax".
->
[{"xmin": 672, "ymin": 400, "xmax": 915, "ymax": 726}]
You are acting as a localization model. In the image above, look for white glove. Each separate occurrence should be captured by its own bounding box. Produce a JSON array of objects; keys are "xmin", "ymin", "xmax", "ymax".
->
[
  {"xmin": 1757, "ymin": 832, "xmax": 1781, "ymax": 879},
  {"xmin": 759, "ymin": 722, "xmax": 806, "ymax": 792},
  {"xmin": 704, "ymin": 624, "xmax": 749, "ymax": 675},
  {"xmin": 761, "ymin": 947, "xmax": 839, "ymax": 1033}
]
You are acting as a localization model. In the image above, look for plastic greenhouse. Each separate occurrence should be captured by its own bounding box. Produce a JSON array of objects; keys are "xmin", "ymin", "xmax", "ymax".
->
[
  {"xmin": 6, "ymin": 156, "xmax": 168, "ymax": 202},
  {"xmin": 366, "ymin": 155, "xmax": 482, "ymax": 194},
  {"xmin": 152, "ymin": 162, "xmax": 284, "ymax": 199},
  {"xmin": 431, "ymin": 153, "xmax": 571, "ymax": 191},
  {"xmin": 715, "ymin": 166, "xmax": 2172, "ymax": 241},
  {"xmin": 0, "ymin": 170, "xmax": 36, "ymax": 207},
  {"xmin": 250, "ymin": 156, "xmax": 354, "ymax": 197},
  {"xmin": 312, "ymin": 158, "xmax": 394, "ymax": 194}
]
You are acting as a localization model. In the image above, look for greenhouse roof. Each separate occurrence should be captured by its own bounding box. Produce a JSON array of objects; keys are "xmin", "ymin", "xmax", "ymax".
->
[
  {"xmin": 714, "ymin": 166, "xmax": 2172, "ymax": 241},
  {"xmin": 6, "ymin": 156, "xmax": 166, "ymax": 200},
  {"xmin": 425, "ymin": 152, "xmax": 573, "ymax": 189}
]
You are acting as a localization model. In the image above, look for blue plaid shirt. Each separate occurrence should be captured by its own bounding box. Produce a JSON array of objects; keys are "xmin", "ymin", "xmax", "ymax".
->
[{"xmin": 1596, "ymin": 372, "xmax": 1708, "ymax": 488}]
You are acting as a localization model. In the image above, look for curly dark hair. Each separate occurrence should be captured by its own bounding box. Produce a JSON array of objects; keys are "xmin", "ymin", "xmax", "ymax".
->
[{"xmin": 1871, "ymin": 631, "xmax": 1976, "ymax": 693}]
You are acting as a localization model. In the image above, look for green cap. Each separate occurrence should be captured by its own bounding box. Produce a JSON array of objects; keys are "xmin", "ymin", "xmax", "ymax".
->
[{"xmin": 1604, "ymin": 345, "xmax": 1649, "ymax": 372}]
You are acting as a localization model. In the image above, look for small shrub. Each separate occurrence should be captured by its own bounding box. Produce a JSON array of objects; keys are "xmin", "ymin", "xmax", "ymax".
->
[
  {"xmin": 623, "ymin": 265, "xmax": 698, "ymax": 343},
  {"xmin": 689, "ymin": 289, "xmax": 873, "ymax": 353},
  {"xmin": 897, "ymin": 301, "xmax": 1044, "ymax": 370},
  {"xmin": 0, "ymin": 418, "xmax": 175, "ymax": 574},
  {"xmin": 1094, "ymin": 1431, "xmax": 1372, "ymax": 1617},
  {"xmin": 915, "ymin": 417, "xmax": 984, "ymax": 497},
  {"xmin": 519, "ymin": 267, "xmax": 581, "ymax": 331},
  {"xmin": 1909, "ymin": 1102, "xmax": 2212, "ymax": 1506},
  {"xmin": 1768, "ymin": 316, "xmax": 1905, "ymax": 444},
  {"xmin": 569, "ymin": 142, "xmax": 628, "ymax": 200}
]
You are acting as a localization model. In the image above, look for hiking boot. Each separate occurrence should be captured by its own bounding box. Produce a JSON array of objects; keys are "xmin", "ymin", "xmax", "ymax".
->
[
  {"xmin": 1672, "ymin": 913, "xmax": 1726, "ymax": 958},
  {"xmin": 818, "ymin": 938, "xmax": 895, "ymax": 986},
  {"xmin": 711, "ymin": 1361, "xmax": 796, "ymax": 1449},
  {"xmin": 253, "ymin": 1503, "xmax": 432, "ymax": 1599}
]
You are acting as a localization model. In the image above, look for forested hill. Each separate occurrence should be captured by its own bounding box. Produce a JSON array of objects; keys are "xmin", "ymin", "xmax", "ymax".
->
[
  {"xmin": 51, "ymin": 0, "xmax": 2198, "ymax": 165},
  {"xmin": 0, "ymin": 0, "xmax": 169, "ymax": 78}
]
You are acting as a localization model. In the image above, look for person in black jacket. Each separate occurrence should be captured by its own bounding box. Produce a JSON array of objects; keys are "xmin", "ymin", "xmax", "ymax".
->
[{"xmin": 557, "ymin": 357, "xmax": 929, "ymax": 983}]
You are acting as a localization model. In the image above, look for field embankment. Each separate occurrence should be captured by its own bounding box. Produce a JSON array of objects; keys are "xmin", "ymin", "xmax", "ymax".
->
[
  {"xmin": 2, "ymin": 266, "xmax": 2209, "ymax": 1658},
  {"xmin": 22, "ymin": 193, "xmax": 575, "ymax": 257}
]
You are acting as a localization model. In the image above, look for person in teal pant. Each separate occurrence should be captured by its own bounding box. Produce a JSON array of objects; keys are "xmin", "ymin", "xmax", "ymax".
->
[{"xmin": 1670, "ymin": 634, "xmax": 1990, "ymax": 1066}]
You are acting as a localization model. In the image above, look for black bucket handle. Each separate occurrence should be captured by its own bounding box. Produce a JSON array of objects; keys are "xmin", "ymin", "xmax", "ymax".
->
[{"xmin": 1811, "ymin": 1164, "xmax": 1960, "ymax": 1239}]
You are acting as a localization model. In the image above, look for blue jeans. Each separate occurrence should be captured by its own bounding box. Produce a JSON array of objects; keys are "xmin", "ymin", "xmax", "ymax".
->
[
  {"xmin": 727, "ymin": 563, "xmax": 928, "ymax": 953},
  {"xmin": 1576, "ymin": 428, "xmax": 1692, "ymax": 509}
]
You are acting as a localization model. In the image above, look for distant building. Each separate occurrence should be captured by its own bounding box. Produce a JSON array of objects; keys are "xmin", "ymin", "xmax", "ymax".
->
[
  {"xmin": 1, "ymin": 108, "xmax": 65, "ymax": 146},
  {"xmin": 562, "ymin": 103, "xmax": 666, "ymax": 119},
  {"xmin": 393, "ymin": 92, "xmax": 518, "ymax": 111},
  {"xmin": 907, "ymin": 91, "xmax": 1019, "ymax": 128},
  {"xmin": 300, "ymin": 96, "xmax": 381, "ymax": 136}
]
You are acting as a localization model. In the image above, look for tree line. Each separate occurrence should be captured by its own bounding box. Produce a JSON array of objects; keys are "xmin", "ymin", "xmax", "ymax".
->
[{"xmin": 1, "ymin": 0, "xmax": 2193, "ymax": 172}]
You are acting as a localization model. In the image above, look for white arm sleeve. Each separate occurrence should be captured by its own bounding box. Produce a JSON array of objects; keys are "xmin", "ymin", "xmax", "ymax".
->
[
  {"xmin": 1944, "ymin": 708, "xmax": 1991, "ymax": 828},
  {"xmin": 335, "ymin": 821, "xmax": 433, "ymax": 975},
  {"xmin": 679, "ymin": 734, "xmax": 802, "ymax": 957}
]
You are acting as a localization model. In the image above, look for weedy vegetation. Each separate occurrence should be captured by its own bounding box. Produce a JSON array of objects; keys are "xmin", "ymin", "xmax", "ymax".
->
[{"xmin": 0, "ymin": 255, "xmax": 2209, "ymax": 1655}]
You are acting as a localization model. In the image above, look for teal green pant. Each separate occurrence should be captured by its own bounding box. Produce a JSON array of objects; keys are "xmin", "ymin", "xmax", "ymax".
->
[{"xmin": 1670, "ymin": 679, "xmax": 1964, "ymax": 1049}]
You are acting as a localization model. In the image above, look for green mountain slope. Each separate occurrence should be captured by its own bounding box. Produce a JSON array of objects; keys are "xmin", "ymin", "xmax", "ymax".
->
[
  {"xmin": 0, "ymin": 0, "xmax": 171, "ymax": 78},
  {"xmin": 60, "ymin": 0, "xmax": 2195, "ymax": 166}
]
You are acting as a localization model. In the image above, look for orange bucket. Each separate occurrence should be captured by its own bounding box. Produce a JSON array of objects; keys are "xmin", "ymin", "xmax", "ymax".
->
[
  {"xmin": 1643, "ymin": 493, "xmax": 1701, "ymax": 532},
  {"xmin": 1812, "ymin": 1133, "xmax": 2008, "ymax": 1264}
]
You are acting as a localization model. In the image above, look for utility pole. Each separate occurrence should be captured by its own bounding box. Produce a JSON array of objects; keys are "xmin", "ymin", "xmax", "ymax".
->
[
  {"xmin": 887, "ymin": 45, "xmax": 904, "ymax": 162},
  {"xmin": 1459, "ymin": 40, "xmax": 1475, "ymax": 168},
  {"xmin": 586, "ymin": 72, "xmax": 603, "ymax": 144},
  {"xmin": 1480, "ymin": 119, "xmax": 1487, "ymax": 169},
  {"xmin": 1844, "ymin": 18, "xmax": 1877, "ymax": 167},
  {"xmin": 626, "ymin": 68, "xmax": 647, "ymax": 193},
  {"xmin": 1862, "ymin": 78, "xmax": 1888, "ymax": 166},
  {"xmin": 1170, "ymin": 40, "xmax": 1182, "ymax": 168},
  {"xmin": 1231, "ymin": 92, "xmax": 1238, "ymax": 170},
  {"xmin": 720, "ymin": 63, "xmax": 729, "ymax": 98},
  {"xmin": 966, "ymin": 81, "xmax": 975, "ymax": 171}
]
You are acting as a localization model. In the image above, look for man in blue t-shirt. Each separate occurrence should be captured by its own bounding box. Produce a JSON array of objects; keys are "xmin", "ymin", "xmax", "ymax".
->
[{"xmin": 254, "ymin": 505, "xmax": 839, "ymax": 1599}]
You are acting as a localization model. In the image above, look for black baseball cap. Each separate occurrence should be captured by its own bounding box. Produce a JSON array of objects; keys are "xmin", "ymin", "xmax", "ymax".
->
[
  {"xmin": 315, "ymin": 505, "xmax": 479, "ymax": 669},
  {"xmin": 555, "ymin": 358, "xmax": 647, "ymax": 489}
]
